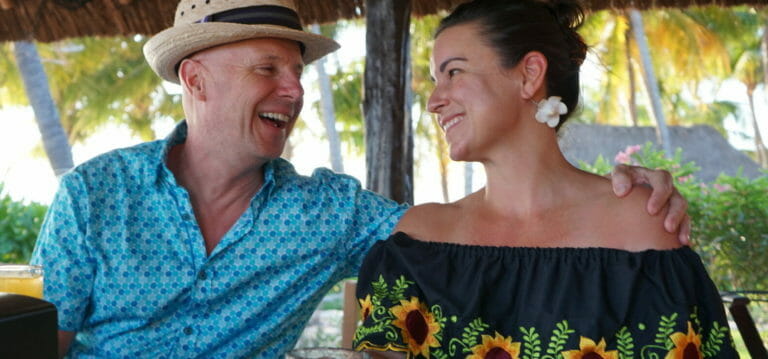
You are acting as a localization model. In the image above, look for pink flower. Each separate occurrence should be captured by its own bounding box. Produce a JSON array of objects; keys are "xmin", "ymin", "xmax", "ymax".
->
[
  {"xmin": 713, "ymin": 184, "xmax": 732, "ymax": 192},
  {"xmin": 677, "ymin": 175, "xmax": 693, "ymax": 183},
  {"xmin": 625, "ymin": 145, "xmax": 642, "ymax": 155},
  {"xmin": 614, "ymin": 144, "xmax": 642, "ymax": 165}
]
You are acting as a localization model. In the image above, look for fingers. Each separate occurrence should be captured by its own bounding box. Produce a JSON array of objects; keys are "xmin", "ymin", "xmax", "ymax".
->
[
  {"xmin": 663, "ymin": 186, "xmax": 688, "ymax": 231},
  {"xmin": 678, "ymin": 214, "xmax": 692, "ymax": 246},
  {"xmin": 610, "ymin": 164, "xmax": 637, "ymax": 197},
  {"xmin": 644, "ymin": 169, "xmax": 674, "ymax": 215}
]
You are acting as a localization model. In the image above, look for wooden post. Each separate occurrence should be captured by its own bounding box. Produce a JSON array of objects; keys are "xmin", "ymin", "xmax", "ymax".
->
[
  {"xmin": 364, "ymin": 0, "xmax": 413, "ymax": 204},
  {"xmin": 0, "ymin": 0, "xmax": 14, "ymax": 11}
]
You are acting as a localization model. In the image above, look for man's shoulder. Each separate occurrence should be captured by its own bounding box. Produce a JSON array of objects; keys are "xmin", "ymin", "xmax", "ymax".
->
[
  {"xmin": 67, "ymin": 140, "xmax": 165, "ymax": 183},
  {"xmin": 273, "ymin": 159, "xmax": 362, "ymax": 189}
]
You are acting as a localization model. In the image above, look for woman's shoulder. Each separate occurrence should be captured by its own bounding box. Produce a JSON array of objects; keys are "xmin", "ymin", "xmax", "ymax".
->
[
  {"xmin": 394, "ymin": 200, "xmax": 466, "ymax": 241},
  {"xmin": 588, "ymin": 177, "xmax": 680, "ymax": 251}
]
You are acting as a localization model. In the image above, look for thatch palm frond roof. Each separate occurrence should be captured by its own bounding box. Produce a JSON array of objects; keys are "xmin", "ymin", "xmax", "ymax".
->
[{"xmin": 0, "ymin": 0, "xmax": 765, "ymax": 43}]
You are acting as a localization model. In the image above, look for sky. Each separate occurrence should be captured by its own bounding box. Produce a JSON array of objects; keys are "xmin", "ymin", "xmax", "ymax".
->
[{"xmin": 1, "ymin": 24, "xmax": 766, "ymax": 206}]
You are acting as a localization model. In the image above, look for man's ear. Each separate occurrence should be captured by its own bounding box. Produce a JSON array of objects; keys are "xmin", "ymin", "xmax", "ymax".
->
[
  {"xmin": 519, "ymin": 51, "xmax": 547, "ymax": 101},
  {"xmin": 179, "ymin": 58, "xmax": 206, "ymax": 101}
]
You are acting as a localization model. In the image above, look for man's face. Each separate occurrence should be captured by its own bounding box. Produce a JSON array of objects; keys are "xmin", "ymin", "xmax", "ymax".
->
[{"xmin": 186, "ymin": 38, "xmax": 305, "ymax": 163}]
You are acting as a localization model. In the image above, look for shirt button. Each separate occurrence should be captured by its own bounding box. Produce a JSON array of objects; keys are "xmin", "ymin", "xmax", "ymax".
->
[
  {"xmin": 183, "ymin": 326, "xmax": 193, "ymax": 335},
  {"xmin": 197, "ymin": 271, "xmax": 207, "ymax": 280}
]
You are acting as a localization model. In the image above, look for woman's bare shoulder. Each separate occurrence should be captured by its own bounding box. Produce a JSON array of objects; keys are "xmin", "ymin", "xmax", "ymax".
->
[
  {"xmin": 394, "ymin": 201, "xmax": 464, "ymax": 241},
  {"xmin": 599, "ymin": 183, "xmax": 680, "ymax": 251}
]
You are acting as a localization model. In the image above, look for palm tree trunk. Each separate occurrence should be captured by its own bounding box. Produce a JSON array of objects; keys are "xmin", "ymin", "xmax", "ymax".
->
[
  {"xmin": 629, "ymin": 9, "xmax": 672, "ymax": 157},
  {"xmin": 464, "ymin": 162, "xmax": 473, "ymax": 197},
  {"xmin": 746, "ymin": 90, "xmax": 768, "ymax": 167},
  {"xmin": 311, "ymin": 25, "xmax": 344, "ymax": 173},
  {"xmin": 13, "ymin": 41, "xmax": 73, "ymax": 177},
  {"xmin": 623, "ymin": 16, "xmax": 639, "ymax": 127},
  {"xmin": 762, "ymin": 19, "xmax": 768, "ymax": 90}
]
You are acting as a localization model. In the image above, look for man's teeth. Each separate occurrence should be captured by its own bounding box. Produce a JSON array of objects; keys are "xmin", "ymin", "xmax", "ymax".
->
[
  {"xmin": 260, "ymin": 112, "xmax": 289, "ymax": 128},
  {"xmin": 442, "ymin": 117, "xmax": 462, "ymax": 131}
]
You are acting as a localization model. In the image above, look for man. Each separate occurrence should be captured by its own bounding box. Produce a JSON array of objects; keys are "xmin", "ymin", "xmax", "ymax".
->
[{"xmin": 31, "ymin": 0, "xmax": 690, "ymax": 358}]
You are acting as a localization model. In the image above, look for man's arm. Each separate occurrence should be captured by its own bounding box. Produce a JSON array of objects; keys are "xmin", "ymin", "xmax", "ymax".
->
[
  {"xmin": 58, "ymin": 330, "xmax": 74, "ymax": 359},
  {"xmin": 610, "ymin": 164, "xmax": 690, "ymax": 245}
]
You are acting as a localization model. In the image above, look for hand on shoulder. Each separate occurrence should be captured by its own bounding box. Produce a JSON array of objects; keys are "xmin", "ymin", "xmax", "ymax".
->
[{"xmin": 608, "ymin": 184, "xmax": 681, "ymax": 251}]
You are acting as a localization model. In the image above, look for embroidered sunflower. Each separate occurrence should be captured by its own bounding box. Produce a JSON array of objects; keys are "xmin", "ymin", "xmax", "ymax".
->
[
  {"xmin": 391, "ymin": 296, "xmax": 441, "ymax": 357},
  {"xmin": 466, "ymin": 332, "xmax": 521, "ymax": 359},
  {"xmin": 562, "ymin": 336, "xmax": 618, "ymax": 359},
  {"xmin": 359, "ymin": 294, "xmax": 373, "ymax": 321},
  {"xmin": 665, "ymin": 321, "xmax": 703, "ymax": 359}
]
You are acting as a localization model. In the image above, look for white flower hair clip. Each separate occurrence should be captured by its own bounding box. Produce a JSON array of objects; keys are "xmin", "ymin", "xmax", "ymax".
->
[{"xmin": 534, "ymin": 96, "xmax": 568, "ymax": 128}]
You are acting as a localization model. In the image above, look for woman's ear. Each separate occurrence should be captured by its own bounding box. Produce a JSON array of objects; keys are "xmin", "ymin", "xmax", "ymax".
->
[
  {"xmin": 519, "ymin": 51, "xmax": 547, "ymax": 101},
  {"xmin": 179, "ymin": 59, "xmax": 206, "ymax": 101}
]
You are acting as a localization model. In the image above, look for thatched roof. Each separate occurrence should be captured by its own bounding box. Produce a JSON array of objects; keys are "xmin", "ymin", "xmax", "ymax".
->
[
  {"xmin": 558, "ymin": 124, "xmax": 765, "ymax": 182},
  {"xmin": 1, "ymin": 0, "xmax": 766, "ymax": 43}
]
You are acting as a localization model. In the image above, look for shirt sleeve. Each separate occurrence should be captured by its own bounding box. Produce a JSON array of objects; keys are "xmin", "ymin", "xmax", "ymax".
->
[
  {"xmin": 310, "ymin": 168, "xmax": 408, "ymax": 271},
  {"xmin": 30, "ymin": 171, "xmax": 96, "ymax": 332}
]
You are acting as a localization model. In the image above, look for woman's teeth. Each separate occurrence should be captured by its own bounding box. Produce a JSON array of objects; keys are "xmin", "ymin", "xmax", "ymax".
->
[{"xmin": 442, "ymin": 116, "xmax": 462, "ymax": 131}]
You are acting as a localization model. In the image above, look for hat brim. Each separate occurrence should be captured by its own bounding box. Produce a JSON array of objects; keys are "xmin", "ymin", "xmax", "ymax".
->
[{"xmin": 144, "ymin": 22, "xmax": 340, "ymax": 84}]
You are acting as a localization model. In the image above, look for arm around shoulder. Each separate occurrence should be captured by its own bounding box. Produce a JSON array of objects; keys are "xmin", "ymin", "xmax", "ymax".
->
[{"xmin": 613, "ymin": 186, "xmax": 680, "ymax": 251}]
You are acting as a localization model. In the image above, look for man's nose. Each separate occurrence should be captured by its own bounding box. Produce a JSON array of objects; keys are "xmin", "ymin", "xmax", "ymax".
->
[{"xmin": 279, "ymin": 72, "xmax": 304, "ymax": 101}]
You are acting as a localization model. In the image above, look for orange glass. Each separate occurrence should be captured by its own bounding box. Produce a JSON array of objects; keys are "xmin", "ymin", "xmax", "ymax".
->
[{"xmin": 0, "ymin": 265, "xmax": 44, "ymax": 299}]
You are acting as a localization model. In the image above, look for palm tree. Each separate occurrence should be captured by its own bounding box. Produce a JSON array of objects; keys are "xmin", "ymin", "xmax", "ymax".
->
[
  {"xmin": 1, "ymin": 36, "xmax": 184, "ymax": 177},
  {"xmin": 733, "ymin": 49, "xmax": 768, "ymax": 167},
  {"xmin": 311, "ymin": 23, "xmax": 344, "ymax": 173},
  {"xmin": 580, "ymin": 7, "xmax": 732, "ymax": 150},
  {"xmin": 12, "ymin": 41, "xmax": 73, "ymax": 176}
]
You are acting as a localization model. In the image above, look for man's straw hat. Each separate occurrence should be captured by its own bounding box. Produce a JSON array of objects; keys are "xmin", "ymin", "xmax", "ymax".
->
[{"xmin": 144, "ymin": 0, "xmax": 340, "ymax": 84}]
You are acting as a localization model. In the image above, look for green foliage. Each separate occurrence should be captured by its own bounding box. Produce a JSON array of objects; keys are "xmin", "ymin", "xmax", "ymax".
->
[
  {"xmin": 0, "ymin": 186, "xmax": 47, "ymax": 264},
  {"xmin": 579, "ymin": 143, "xmax": 768, "ymax": 291},
  {"xmin": 545, "ymin": 320, "xmax": 574, "ymax": 356},
  {"xmin": 1, "ymin": 37, "xmax": 182, "ymax": 145},
  {"xmin": 655, "ymin": 313, "xmax": 678, "ymax": 348},
  {"xmin": 520, "ymin": 326, "xmax": 543, "ymax": 359}
]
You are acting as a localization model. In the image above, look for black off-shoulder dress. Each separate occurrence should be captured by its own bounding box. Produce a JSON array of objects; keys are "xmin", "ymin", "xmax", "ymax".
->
[{"xmin": 353, "ymin": 232, "xmax": 737, "ymax": 359}]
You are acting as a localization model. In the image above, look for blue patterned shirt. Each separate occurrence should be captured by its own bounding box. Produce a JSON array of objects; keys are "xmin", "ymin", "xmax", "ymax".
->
[{"xmin": 31, "ymin": 122, "xmax": 407, "ymax": 358}]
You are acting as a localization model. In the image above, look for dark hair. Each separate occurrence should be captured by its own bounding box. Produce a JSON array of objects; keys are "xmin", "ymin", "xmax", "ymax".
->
[{"xmin": 435, "ymin": 0, "xmax": 588, "ymax": 130}]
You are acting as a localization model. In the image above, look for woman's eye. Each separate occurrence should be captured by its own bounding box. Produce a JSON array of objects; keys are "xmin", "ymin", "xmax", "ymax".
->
[{"xmin": 447, "ymin": 69, "xmax": 460, "ymax": 78}]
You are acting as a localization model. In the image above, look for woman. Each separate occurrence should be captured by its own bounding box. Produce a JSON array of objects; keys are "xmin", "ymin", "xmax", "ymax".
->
[{"xmin": 353, "ymin": 0, "xmax": 736, "ymax": 358}]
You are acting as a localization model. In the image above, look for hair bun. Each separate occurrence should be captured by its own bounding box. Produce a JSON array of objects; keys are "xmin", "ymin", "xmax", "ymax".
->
[{"xmin": 541, "ymin": 0, "xmax": 588, "ymax": 66}]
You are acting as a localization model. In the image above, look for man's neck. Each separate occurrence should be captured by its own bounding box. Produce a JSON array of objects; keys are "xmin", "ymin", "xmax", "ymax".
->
[{"xmin": 166, "ymin": 142, "xmax": 266, "ymax": 254}]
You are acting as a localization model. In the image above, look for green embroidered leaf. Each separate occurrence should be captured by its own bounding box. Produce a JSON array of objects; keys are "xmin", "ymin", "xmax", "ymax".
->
[
  {"xmin": 690, "ymin": 306, "xmax": 702, "ymax": 331},
  {"xmin": 430, "ymin": 304, "xmax": 447, "ymax": 342},
  {"xmin": 616, "ymin": 326, "xmax": 635, "ymax": 359},
  {"xmin": 389, "ymin": 275, "xmax": 414, "ymax": 302},
  {"xmin": 520, "ymin": 327, "xmax": 542, "ymax": 359},
  {"xmin": 654, "ymin": 313, "xmax": 678, "ymax": 349},
  {"xmin": 372, "ymin": 275, "xmax": 389, "ymax": 302},
  {"xmin": 545, "ymin": 320, "xmax": 575, "ymax": 355},
  {"xmin": 459, "ymin": 318, "xmax": 490, "ymax": 352},
  {"xmin": 702, "ymin": 321, "xmax": 729, "ymax": 357},
  {"xmin": 433, "ymin": 348, "xmax": 449, "ymax": 359}
]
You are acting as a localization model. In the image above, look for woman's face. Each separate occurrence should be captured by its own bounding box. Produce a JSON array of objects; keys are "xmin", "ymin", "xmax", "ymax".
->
[{"xmin": 427, "ymin": 23, "xmax": 525, "ymax": 162}]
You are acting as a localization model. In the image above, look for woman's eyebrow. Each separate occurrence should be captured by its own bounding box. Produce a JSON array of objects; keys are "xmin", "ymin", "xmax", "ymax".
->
[{"xmin": 439, "ymin": 57, "xmax": 467, "ymax": 73}]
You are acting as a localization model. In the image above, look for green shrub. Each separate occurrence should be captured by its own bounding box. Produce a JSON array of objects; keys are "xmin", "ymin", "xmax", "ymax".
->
[
  {"xmin": 580, "ymin": 142, "xmax": 768, "ymax": 291},
  {"xmin": 0, "ymin": 185, "xmax": 48, "ymax": 264}
]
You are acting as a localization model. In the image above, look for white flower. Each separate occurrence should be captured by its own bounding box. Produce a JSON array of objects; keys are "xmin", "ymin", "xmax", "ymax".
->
[{"xmin": 534, "ymin": 96, "xmax": 568, "ymax": 128}]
